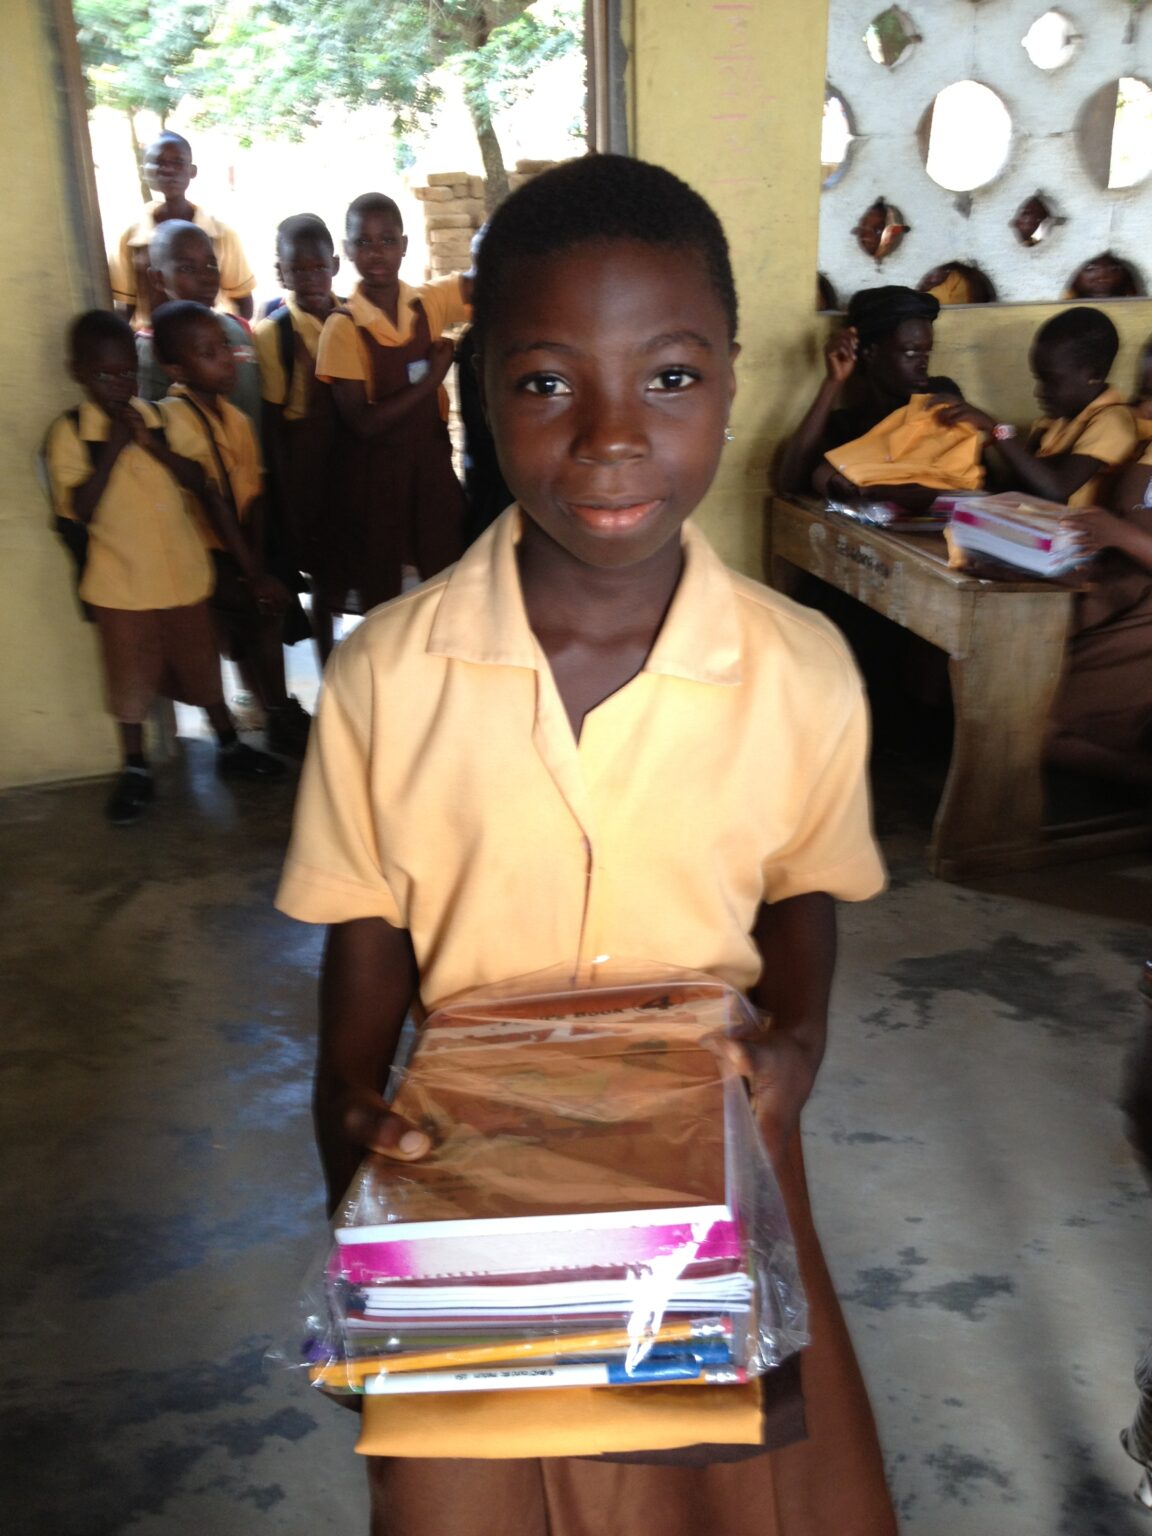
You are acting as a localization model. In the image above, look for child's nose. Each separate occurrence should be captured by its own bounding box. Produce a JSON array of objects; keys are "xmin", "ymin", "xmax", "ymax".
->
[{"xmin": 573, "ymin": 390, "xmax": 647, "ymax": 463}]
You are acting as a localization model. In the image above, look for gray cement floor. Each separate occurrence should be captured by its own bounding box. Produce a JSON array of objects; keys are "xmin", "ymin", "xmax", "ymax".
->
[{"xmin": 2, "ymin": 739, "xmax": 1151, "ymax": 1534}]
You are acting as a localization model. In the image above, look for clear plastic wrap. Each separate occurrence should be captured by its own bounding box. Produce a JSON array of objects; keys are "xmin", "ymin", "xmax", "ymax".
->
[{"xmin": 297, "ymin": 974, "xmax": 808, "ymax": 1404}]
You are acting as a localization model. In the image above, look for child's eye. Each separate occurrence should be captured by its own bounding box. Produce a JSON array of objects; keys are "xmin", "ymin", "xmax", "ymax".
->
[
  {"xmin": 518, "ymin": 374, "xmax": 571, "ymax": 397},
  {"xmin": 648, "ymin": 367, "xmax": 701, "ymax": 392}
]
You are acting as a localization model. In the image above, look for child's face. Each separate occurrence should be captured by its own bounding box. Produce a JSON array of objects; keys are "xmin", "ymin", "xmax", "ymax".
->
[
  {"xmin": 864, "ymin": 318, "xmax": 933, "ymax": 397},
  {"xmin": 1030, "ymin": 340, "xmax": 1100, "ymax": 420},
  {"xmin": 144, "ymin": 140, "xmax": 194, "ymax": 201},
  {"xmin": 73, "ymin": 336, "xmax": 138, "ymax": 417},
  {"xmin": 152, "ymin": 231, "xmax": 220, "ymax": 307},
  {"xmin": 345, "ymin": 211, "xmax": 407, "ymax": 292},
  {"xmin": 1074, "ymin": 258, "xmax": 1125, "ymax": 298},
  {"xmin": 169, "ymin": 315, "xmax": 237, "ymax": 397},
  {"xmin": 480, "ymin": 238, "xmax": 738, "ymax": 570},
  {"xmin": 277, "ymin": 237, "xmax": 339, "ymax": 317}
]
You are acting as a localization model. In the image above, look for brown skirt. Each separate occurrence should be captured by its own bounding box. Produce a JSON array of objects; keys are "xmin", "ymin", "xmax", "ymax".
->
[{"xmin": 365, "ymin": 1132, "xmax": 897, "ymax": 1536}]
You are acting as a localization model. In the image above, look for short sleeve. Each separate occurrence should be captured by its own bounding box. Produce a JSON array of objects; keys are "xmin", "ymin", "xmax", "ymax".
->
[
  {"xmin": 316, "ymin": 312, "xmax": 369, "ymax": 384},
  {"xmin": 419, "ymin": 274, "xmax": 471, "ymax": 337},
  {"xmin": 1075, "ymin": 405, "xmax": 1138, "ymax": 468},
  {"xmin": 275, "ymin": 640, "xmax": 404, "ymax": 926},
  {"xmin": 109, "ymin": 227, "xmax": 137, "ymax": 307},
  {"xmin": 253, "ymin": 319, "xmax": 288, "ymax": 405},
  {"xmin": 43, "ymin": 416, "xmax": 89, "ymax": 520},
  {"xmin": 213, "ymin": 222, "xmax": 256, "ymax": 300},
  {"xmin": 761, "ymin": 660, "xmax": 886, "ymax": 905}
]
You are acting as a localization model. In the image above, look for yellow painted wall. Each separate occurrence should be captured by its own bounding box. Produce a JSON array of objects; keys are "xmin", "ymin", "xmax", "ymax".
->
[
  {"xmin": 630, "ymin": 1, "xmax": 1152, "ymax": 579},
  {"xmin": 0, "ymin": 0, "xmax": 116, "ymax": 788}
]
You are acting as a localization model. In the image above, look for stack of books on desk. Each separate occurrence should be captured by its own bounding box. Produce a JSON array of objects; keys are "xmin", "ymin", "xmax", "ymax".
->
[
  {"xmin": 310, "ymin": 983, "xmax": 803, "ymax": 1397},
  {"xmin": 941, "ymin": 492, "xmax": 1089, "ymax": 576}
]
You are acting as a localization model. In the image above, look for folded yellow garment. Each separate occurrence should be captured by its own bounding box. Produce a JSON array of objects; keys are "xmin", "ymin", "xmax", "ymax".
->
[
  {"xmin": 826, "ymin": 393, "xmax": 985, "ymax": 491},
  {"xmin": 357, "ymin": 1381, "xmax": 765, "ymax": 1458}
]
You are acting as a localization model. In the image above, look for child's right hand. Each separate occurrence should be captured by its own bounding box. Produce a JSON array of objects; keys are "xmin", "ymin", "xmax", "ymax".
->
[
  {"xmin": 824, "ymin": 326, "xmax": 858, "ymax": 384},
  {"xmin": 341, "ymin": 1086, "xmax": 431, "ymax": 1162},
  {"xmin": 427, "ymin": 337, "xmax": 455, "ymax": 387}
]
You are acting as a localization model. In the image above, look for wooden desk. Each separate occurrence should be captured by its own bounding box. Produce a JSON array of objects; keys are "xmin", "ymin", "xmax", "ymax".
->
[{"xmin": 767, "ymin": 496, "xmax": 1093, "ymax": 879}]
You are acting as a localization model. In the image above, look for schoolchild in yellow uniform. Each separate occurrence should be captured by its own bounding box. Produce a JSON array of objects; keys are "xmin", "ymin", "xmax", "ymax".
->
[
  {"xmin": 254, "ymin": 214, "xmax": 344, "ymax": 665},
  {"xmin": 314, "ymin": 193, "xmax": 471, "ymax": 612},
  {"xmin": 277, "ymin": 156, "xmax": 897, "ymax": 1536},
  {"xmin": 45, "ymin": 311, "xmax": 282, "ymax": 823},
  {"xmin": 109, "ymin": 131, "xmax": 255, "ymax": 329},
  {"xmin": 151, "ymin": 301, "xmax": 311, "ymax": 757},
  {"xmin": 938, "ymin": 307, "xmax": 1137, "ymax": 508}
]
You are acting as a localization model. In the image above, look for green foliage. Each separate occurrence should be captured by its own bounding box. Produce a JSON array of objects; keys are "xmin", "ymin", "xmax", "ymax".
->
[{"xmin": 74, "ymin": 0, "xmax": 218, "ymax": 119}]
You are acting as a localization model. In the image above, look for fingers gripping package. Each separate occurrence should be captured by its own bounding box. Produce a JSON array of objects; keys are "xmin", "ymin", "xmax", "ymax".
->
[{"xmin": 299, "ymin": 976, "xmax": 808, "ymax": 1453}]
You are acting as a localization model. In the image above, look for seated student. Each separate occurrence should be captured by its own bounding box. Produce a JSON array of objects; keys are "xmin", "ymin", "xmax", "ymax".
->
[
  {"xmin": 254, "ymin": 214, "xmax": 345, "ymax": 665},
  {"xmin": 44, "ymin": 311, "xmax": 283, "ymax": 823},
  {"xmin": 135, "ymin": 221, "xmax": 262, "ymax": 428},
  {"xmin": 1047, "ymin": 449, "xmax": 1152, "ymax": 784},
  {"xmin": 917, "ymin": 261, "xmax": 997, "ymax": 306},
  {"xmin": 315, "ymin": 192, "xmax": 470, "ymax": 611},
  {"xmin": 938, "ymin": 307, "xmax": 1137, "ymax": 509},
  {"xmin": 777, "ymin": 284, "xmax": 963, "ymax": 511},
  {"xmin": 151, "ymin": 301, "xmax": 312, "ymax": 758},
  {"xmin": 277, "ymin": 152, "xmax": 896, "ymax": 1536},
  {"xmin": 1065, "ymin": 250, "xmax": 1143, "ymax": 301},
  {"xmin": 109, "ymin": 132, "xmax": 255, "ymax": 329}
]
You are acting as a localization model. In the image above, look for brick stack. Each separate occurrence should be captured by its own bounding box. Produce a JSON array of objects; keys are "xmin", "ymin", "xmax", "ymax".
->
[{"xmin": 414, "ymin": 160, "xmax": 564, "ymax": 278}]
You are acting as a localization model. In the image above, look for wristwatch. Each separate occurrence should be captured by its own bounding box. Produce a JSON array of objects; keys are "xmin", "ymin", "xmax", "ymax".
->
[{"xmin": 991, "ymin": 422, "xmax": 1017, "ymax": 442}]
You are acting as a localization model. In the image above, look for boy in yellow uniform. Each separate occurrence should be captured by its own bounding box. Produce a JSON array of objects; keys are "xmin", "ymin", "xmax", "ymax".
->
[
  {"xmin": 151, "ymin": 301, "xmax": 312, "ymax": 757},
  {"xmin": 109, "ymin": 132, "xmax": 255, "ymax": 329},
  {"xmin": 277, "ymin": 156, "xmax": 896, "ymax": 1536},
  {"xmin": 939, "ymin": 306, "xmax": 1137, "ymax": 507},
  {"xmin": 45, "ymin": 311, "xmax": 282, "ymax": 823},
  {"xmin": 254, "ymin": 214, "xmax": 344, "ymax": 664},
  {"xmin": 314, "ymin": 193, "xmax": 470, "ymax": 612}
]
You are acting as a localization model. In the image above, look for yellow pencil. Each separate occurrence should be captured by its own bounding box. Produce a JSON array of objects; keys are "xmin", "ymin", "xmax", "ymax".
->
[{"xmin": 310, "ymin": 1318, "xmax": 729, "ymax": 1386}]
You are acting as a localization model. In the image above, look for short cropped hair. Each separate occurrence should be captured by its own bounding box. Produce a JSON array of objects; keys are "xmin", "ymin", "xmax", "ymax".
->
[
  {"xmin": 472, "ymin": 155, "xmax": 738, "ymax": 342},
  {"xmin": 148, "ymin": 130, "xmax": 192, "ymax": 159},
  {"xmin": 277, "ymin": 213, "xmax": 335, "ymax": 259},
  {"xmin": 149, "ymin": 218, "xmax": 210, "ymax": 266},
  {"xmin": 152, "ymin": 300, "xmax": 217, "ymax": 365},
  {"xmin": 345, "ymin": 193, "xmax": 403, "ymax": 236},
  {"xmin": 1036, "ymin": 306, "xmax": 1120, "ymax": 375},
  {"xmin": 69, "ymin": 308, "xmax": 134, "ymax": 363}
]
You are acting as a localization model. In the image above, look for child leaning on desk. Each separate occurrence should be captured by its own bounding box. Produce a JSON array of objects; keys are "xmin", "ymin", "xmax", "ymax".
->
[{"xmin": 276, "ymin": 155, "xmax": 896, "ymax": 1536}]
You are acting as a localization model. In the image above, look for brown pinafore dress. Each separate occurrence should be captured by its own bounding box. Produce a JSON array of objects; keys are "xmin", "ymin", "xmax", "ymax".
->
[{"xmin": 336, "ymin": 300, "xmax": 466, "ymax": 613}]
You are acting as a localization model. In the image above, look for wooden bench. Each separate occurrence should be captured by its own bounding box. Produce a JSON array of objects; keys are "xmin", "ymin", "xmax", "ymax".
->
[{"xmin": 766, "ymin": 495, "xmax": 1151, "ymax": 879}]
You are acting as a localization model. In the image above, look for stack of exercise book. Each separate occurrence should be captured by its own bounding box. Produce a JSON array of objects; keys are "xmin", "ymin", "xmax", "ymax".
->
[
  {"xmin": 940, "ymin": 491, "xmax": 1089, "ymax": 577},
  {"xmin": 307, "ymin": 978, "xmax": 807, "ymax": 1400}
]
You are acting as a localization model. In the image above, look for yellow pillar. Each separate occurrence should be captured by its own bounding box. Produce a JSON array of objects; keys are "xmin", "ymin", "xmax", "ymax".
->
[
  {"xmin": 631, "ymin": 0, "xmax": 829, "ymax": 576},
  {"xmin": 0, "ymin": 0, "xmax": 116, "ymax": 788}
]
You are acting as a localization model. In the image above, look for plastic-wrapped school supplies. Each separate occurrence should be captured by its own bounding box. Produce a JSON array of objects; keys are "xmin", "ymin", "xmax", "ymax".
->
[
  {"xmin": 825, "ymin": 498, "xmax": 949, "ymax": 532},
  {"xmin": 299, "ymin": 975, "xmax": 807, "ymax": 1418},
  {"xmin": 942, "ymin": 492, "xmax": 1091, "ymax": 577}
]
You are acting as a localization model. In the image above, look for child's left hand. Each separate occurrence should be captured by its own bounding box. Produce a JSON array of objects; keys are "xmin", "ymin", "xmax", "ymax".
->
[
  {"xmin": 1062, "ymin": 506, "xmax": 1128, "ymax": 555},
  {"xmin": 719, "ymin": 1022, "xmax": 819, "ymax": 1164},
  {"xmin": 934, "ymin": 399, "xmax": 996, "ymax": 435}
]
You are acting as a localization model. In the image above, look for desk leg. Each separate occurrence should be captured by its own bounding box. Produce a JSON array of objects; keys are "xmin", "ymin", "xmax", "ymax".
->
[{"xmin": 931, "ymin": 594, "xmax": 1071, "ymax": 879}]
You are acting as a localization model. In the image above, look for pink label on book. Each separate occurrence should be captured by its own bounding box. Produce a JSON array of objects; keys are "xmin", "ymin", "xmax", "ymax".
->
[{"xmin": 336, "ymin": 1218, "xmax": 743, "ymax": 1284}]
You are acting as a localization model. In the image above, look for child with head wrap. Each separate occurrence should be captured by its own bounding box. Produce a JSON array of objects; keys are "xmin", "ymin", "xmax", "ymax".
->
[{"xmin": 777, "ymin": 285, "xmax": 966, "ymax": 512}]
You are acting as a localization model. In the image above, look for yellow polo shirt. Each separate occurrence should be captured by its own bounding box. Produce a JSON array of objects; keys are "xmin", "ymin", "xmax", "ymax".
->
[
  {"xmin": 315, "ymin": 277, "xmax": 470, "ymax": 415},
  {"xmin": 44, "ymin": 399, "xmax": 213, "ymax": 610},
  {"xmin": 109, "ymin": 202, "xmax": 256, "ymax": 327},
  {"xmin": 1032, "ymin": 387, "xmax": 1137, "ymax": 508},
  {"xmin": 253, "ymin": 298, "xmax": 332, "ymax": 422},
  {"xmin": 158, "ymin": 385, "xmax": 263, "ymax": 549},
  {"xmin": 276, "ymin": 510, "xmax": 885, "ymax": 1011}
]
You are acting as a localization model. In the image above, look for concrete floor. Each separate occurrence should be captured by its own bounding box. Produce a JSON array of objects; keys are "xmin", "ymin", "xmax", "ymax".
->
[{"xmin": 2, "ymin": 738, "xmax": 1151, "ymax": 1535}]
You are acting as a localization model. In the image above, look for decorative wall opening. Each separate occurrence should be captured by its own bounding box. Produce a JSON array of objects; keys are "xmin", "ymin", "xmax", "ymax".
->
[
  {"xmin": 921, "ymin": 81, "xmax": 1012, "ymax": 193},
  {"xmin": 863, "ymin": 7, "xmax": 921, "ymax": 67},
  {"xmin": 1021, "ymin": 10, "xmax": 1080, "ymax": 72}
]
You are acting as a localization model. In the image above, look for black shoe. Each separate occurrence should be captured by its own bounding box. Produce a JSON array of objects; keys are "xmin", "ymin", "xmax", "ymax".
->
[
  {"xmin": 106, "ymin": 767, "xmax": 155, "ymax": 825},
  {"xmin": 265, "ymin": 695, "xmax": 312, "ymax": 758},
  {"xmin": 216, "ymin": 740, "xmax": 286, "ymax": 780}
]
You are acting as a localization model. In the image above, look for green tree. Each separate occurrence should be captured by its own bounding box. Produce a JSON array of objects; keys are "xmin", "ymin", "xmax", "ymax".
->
[
  {"xmin": 194, "ymin": 0, "xmax": 581, "ymax": 206},
  {"xmin": 74, "ymin": 0, "xmax": 218, "ymax": 196}
]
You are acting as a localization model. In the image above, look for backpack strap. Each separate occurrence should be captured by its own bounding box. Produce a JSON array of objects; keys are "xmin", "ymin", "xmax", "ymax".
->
[
  {"xmin": 273, "ymin": 304, "xmax": 296, "ymax": 400},
  {"xmin": 170, "ymin": 393, "xmax": 241, "ymax": 522}
]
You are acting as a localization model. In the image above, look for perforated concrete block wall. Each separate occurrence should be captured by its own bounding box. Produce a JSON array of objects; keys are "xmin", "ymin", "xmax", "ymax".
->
[{"xmin": 820, "ymin": 0, "xmax": 1152, "ymax": 304}]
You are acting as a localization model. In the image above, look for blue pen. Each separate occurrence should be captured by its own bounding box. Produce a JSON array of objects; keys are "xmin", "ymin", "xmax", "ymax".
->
[{"xmin": 560, "ymin": 1341, "xmax": 734, "ymax": 1369}]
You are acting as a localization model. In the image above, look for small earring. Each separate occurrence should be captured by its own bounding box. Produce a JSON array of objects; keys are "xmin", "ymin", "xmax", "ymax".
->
[{"xmin": 723, "ymin": 426, "xmax": 735, "ymax": 443}]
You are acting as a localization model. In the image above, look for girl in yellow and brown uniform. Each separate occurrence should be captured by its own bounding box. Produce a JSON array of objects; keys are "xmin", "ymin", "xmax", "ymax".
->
[
  {"xmin": 315, "ymin": 193, "xmax": 470, "ymax": 613},
  {"xmin": 277, "ymin": 157, "xmax": 897, "ymax": 1536}
]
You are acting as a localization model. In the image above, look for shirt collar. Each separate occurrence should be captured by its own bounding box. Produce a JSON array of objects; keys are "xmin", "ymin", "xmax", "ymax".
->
[
  {"xmin": 78, "ymin": 398, "xmax": 160, "ymax": 438},
  {"xmin": 346, "ymin": 282, "xmax": 418, "ymax": 342},
  {"xmin": 1039, "ymin": 385, "xmax": 1125, "ymax": 435},
  {"xmin": 128, "ymin": 201, "xmax": 218, "ymax": 246},
  {"xmin": 427, "ymin": 509, "xmax": 742, "ymax": 686}
]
